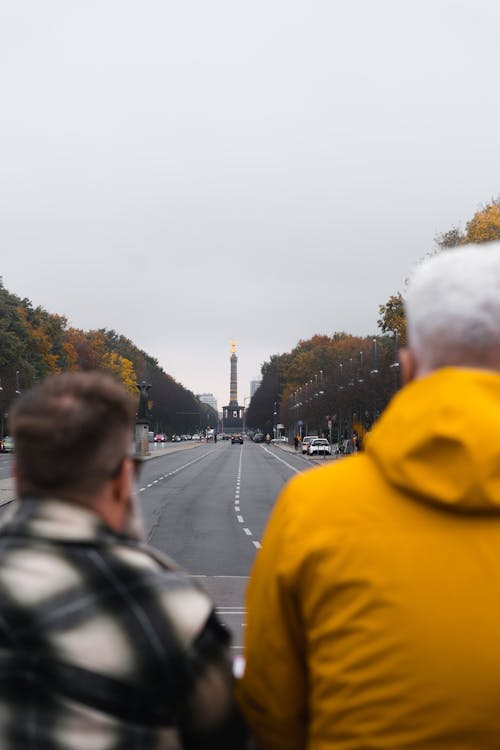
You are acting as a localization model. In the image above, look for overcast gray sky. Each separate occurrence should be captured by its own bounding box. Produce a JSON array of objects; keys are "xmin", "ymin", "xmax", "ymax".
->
[{"xmin": 2, "ymin": 1, "xmax": 500, "ymax": 410}]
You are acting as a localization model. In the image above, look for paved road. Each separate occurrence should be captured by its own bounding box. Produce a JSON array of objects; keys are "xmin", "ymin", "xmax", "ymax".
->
[
  {"xmin": 136, "ymin": 440, "xmax": 311, "ymax": 648},
  {"xmin": 0, "ymin": 439, "xmax": 336, "ymax": 651},
  {"xmin": 0, "ymin": 454, "xmax": 14, "ymax": 480}
]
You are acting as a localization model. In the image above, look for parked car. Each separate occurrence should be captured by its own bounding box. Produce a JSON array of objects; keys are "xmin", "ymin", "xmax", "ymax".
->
[
  {"xmin": 1, "ymin": 436, "xmax": 15, "ymax": 453},
  {"xmin": 253, "ymin": 433, "xmax": 264, "ymax": 443},
  {"xmin": 307, "ymin": 438, "xmax": 332, "ymax": 456},
  {"xmin": 301, "ymin": 436, "xmax": 316, "ymax": 454},
  {"xmin": 154, "ymin": 434, "xmax": 167, "ymax": 442},
  {"xmin": 191, "ymin": 434, "xmax": 201, "ymax": 441},
  {"xmin": 231, "ymin": 434, "xmax": 243, "ymax": 444},
  {"xmin": 271, "ymin": 436, "xmax": 287, "ymax": 444}
]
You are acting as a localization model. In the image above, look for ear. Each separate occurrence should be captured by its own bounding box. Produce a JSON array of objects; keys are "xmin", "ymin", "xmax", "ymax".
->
[
  {"xmin": 110, "ymin": 458, "xmax": 133, "ymax": 506},
  {"xmin": 399, "ymin": 347, "xmax": 418, "ymax": 385},
  {"xmin": 98, "ymin": 457, "xmax": 134, "ymax": 533}
]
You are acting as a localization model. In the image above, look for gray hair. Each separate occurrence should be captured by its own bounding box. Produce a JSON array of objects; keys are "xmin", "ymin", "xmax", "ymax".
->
[{"xmin": 405, "ymin": 242, "xmax": 500, "ymax": 373}]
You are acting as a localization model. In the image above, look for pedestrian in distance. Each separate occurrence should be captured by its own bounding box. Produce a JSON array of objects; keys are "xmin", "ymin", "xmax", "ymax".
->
[
  {"xmin": 293, "ymin": 435, "xmax": 299, "ymax": 451},
  {"xmin": 2, "ymin": 371, "xmax": 250, "ymax": 750},
  {"xmin": 237, "ymin": 243, "xmax": 500, "ymax": 750}
]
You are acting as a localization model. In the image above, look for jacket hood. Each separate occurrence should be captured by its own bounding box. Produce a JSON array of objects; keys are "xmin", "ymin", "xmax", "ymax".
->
[{"xmin": 366, "ymin": 368, "xmax": 500, "ymax": 513}]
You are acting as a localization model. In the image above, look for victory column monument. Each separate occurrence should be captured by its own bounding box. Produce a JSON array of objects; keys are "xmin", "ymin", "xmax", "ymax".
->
[{"xmin": 222, "ymin": 341, "xmax": 244, "ymax": 431}]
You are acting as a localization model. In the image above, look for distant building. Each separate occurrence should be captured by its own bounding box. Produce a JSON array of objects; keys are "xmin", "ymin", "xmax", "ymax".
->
[
  {"xmin": 198, "ymin": 393, "xmax": 217, "ymax": 412},
  {"xmin": 250, "ymin": 378, "xmax": 262, "ymax": 399}
]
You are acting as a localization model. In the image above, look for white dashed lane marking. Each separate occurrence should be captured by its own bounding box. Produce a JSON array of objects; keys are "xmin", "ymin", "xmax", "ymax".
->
[
  {"xmin": 234, "ymin": 445, "xmax": 262, "ymax": 550},
  {"xmin": 138, "ymin": 450, "xmax": 215, "ymax": 494}
]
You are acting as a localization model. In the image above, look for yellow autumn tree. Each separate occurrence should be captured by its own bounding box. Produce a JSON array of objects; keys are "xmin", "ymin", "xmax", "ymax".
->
[
  {"xmin": 465, "ymin": 201, "xmax": 500, "ymax": 243},
  {"xmin": 102, "ymin": 351, "xmax": 137, "ymax": 394}
]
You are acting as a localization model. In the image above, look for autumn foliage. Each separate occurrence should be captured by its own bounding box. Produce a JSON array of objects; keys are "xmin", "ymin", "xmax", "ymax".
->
[
  {"xmin": 246, "ymin": 333, "xmax": 400, "ymax": 440},
  {"xmin": 465, "ymin": 201, "xmax": 500, "ymax": 243},
  {"xmin": 248, "ymin": 195, "xmax": 500, "ymax": 440},
  {"xmin": 0, "ymin": 279, "xmax": 210, "ymax": 435},
  {"xmin": 377, "ymin": 197, "xmax": 500, "ymax": 346}
]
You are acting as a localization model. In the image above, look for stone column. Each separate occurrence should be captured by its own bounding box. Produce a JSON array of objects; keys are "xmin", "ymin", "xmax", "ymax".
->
[{"xmin": 230, "ymin": 351, "xmax": 238, "ymax": 405}]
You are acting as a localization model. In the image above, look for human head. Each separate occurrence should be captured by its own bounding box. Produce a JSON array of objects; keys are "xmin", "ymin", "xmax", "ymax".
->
[
  {"xmin": 11, "ymin": 371, "xmax": 137, "ymax": 521},
  {"xmin": 402, "ymin": 243, "xmax": 500, "ymax": 380}
]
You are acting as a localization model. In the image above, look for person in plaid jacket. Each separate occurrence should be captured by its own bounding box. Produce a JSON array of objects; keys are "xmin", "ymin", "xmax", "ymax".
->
[{"xmin": 0, "ymin": 370, "xmax": 249, "ymax": 749}]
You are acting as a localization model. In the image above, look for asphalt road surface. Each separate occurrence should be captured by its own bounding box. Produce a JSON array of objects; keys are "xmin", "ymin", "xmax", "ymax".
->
[
  {"xmin": 0, "ymin": 454, "xmax": 14, "ymax": 480},
  {"xmin": 0, "ymin": 440, "xmax": 328, "ymax": 651},
  {"xmin": 137, "ymin": 439, "xmax": 311, "ymax": 650}
]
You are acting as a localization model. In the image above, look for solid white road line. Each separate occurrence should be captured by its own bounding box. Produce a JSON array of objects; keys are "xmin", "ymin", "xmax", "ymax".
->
[{"xmin": 262, "ymin": 446, "xmax": 301, "ymax": 473}]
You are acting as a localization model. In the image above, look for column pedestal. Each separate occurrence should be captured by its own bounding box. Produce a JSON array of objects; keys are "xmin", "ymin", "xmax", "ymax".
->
[{"xmin": 135, "ymin": 422, "xmax": 150, "ymax": 457}]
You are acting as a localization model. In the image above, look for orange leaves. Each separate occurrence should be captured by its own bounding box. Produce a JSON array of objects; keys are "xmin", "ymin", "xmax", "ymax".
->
[
  {"xmin": 465, "ymin": 201, "xmax": 500, "ymax": 244},
  {"xmin": 65, "ymin": 328, "xmax": 137, "ymax": 392}
]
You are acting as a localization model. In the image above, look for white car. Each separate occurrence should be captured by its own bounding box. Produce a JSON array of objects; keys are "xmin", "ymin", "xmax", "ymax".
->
[
  {"xmin": 301, "ymin": 436, "xmax": 316, "ymax": 454},
  {"xmin": 307, "ymin": 438, "xmax": 332, "ymax": 456}
]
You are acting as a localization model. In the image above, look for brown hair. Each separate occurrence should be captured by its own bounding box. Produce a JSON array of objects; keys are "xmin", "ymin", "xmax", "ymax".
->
[{"xmin": 11, "ymin": 371, "xmax": 136, "ymax": 498}]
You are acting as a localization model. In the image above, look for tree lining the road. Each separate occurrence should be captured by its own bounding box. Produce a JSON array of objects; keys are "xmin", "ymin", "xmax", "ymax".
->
[
  {"xmin": 246, "ymin": 333, "xmax": 398, "ymax": 440},
  {"xmin": 378, "ymin": 196, "xmax": 500, "ymax": 345},
  {"xmin": 0, "ymin": 282, "xmax": 213, "ymax": 436},
  {"xmin": 249, "ymin": 195, "xmax": 500, "ymax": 440}
]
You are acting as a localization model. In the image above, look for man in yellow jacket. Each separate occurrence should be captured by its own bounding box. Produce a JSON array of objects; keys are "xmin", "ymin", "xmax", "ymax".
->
[{"xmin": 237, "ymin": 243, "xmax": 500, "ymax": 749}]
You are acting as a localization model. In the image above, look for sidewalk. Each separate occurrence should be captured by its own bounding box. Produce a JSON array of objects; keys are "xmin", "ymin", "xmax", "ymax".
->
[{"xmin": 0, "ymin": 478, "xmax": 15, "ymax": 507}]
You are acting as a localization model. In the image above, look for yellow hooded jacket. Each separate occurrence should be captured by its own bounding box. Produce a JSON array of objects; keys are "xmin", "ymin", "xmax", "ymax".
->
[{"xmin": 237, "ymin": 369, "xmax": 500, "ymax": 750}]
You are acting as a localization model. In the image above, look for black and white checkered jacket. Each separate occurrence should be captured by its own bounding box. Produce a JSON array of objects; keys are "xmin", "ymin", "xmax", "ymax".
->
[{"xmin": 0, "ymin": 498, "xmax": 248, "ymax": 749}]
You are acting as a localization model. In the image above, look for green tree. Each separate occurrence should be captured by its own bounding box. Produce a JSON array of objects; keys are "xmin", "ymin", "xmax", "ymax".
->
[
  {"xmin": 435, "ymin": 227, "xmax": 465, "ymax": 248},
  {"xmin": 377, "ymin": 294, "xmax": 407, "ymax": 345}
]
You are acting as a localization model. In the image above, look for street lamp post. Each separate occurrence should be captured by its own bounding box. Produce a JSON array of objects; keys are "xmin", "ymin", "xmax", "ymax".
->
[
  {"xmin": 370, "ymin": 338, "xmax": 379, "ymax": 426},
  {"xmin": 390, "ymin": 330, "xmax": 400, "ymax": 392},
  {"xmin": 243, "ymin": 396, "xmax": 250, "ymax": 435}
]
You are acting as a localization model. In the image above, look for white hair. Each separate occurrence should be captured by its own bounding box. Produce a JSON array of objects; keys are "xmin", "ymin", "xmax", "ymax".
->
[{"xmin": 405, "ymin": 242, "xmax": 500, "ymax": 372}]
